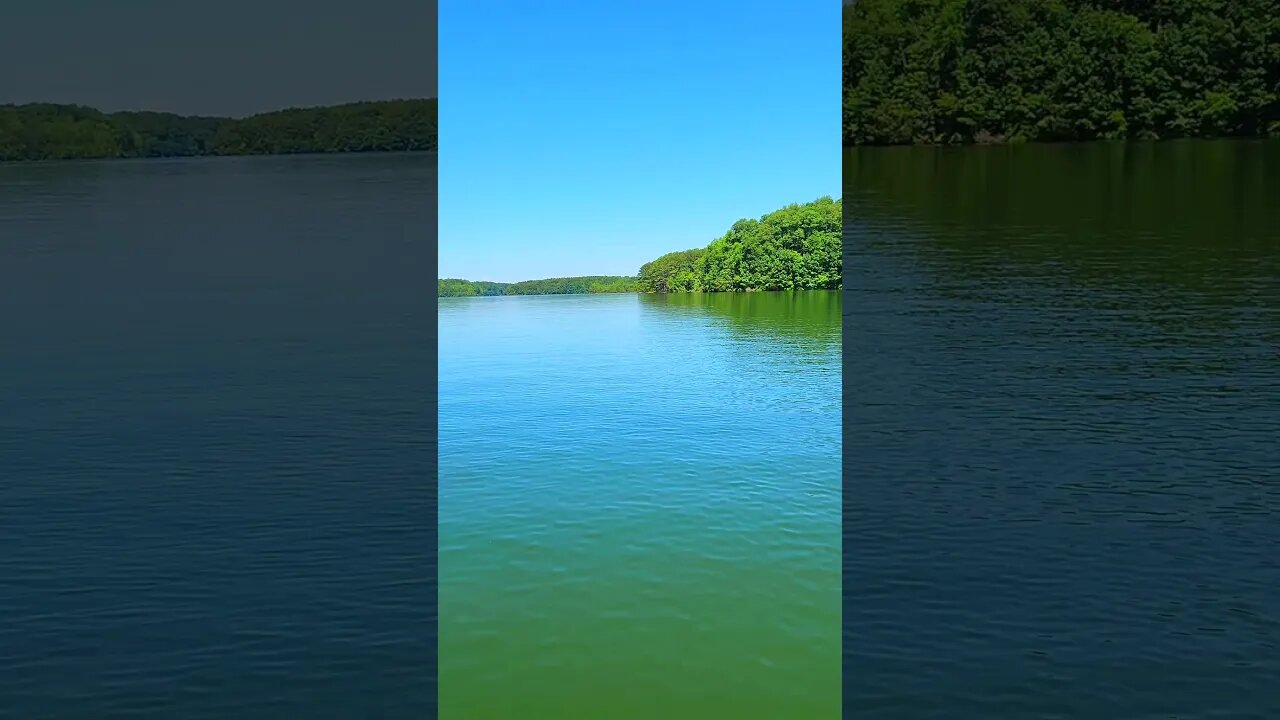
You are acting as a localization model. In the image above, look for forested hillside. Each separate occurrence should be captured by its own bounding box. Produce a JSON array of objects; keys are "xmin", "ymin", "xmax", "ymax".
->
[
  {"xmin": 637, "ymin": 197, "xmax": 841, "ymax": 292},
  {"xmin": 843, "ymin": 0, "xmax": 1280, "ymax": 144},
  {"xmin": 0, "ymin": 99, "xmax": 437, "ymax": 161}
]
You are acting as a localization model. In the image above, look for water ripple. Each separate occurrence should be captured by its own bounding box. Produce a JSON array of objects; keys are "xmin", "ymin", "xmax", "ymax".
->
[{"xmin": 843, "ymin": 142, "xmax": 1280, "ymax": 719}]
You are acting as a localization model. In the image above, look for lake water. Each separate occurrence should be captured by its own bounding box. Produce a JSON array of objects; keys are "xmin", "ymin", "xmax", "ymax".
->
[
  {"xmin": 0, "ymin": 154, "xmax": 437, "ymax": 718},
  {"xmin": 844, "ymin": 140, "xmax": 1280, "ymax": 719},
  {"xmin": 439, "ymin": 291, "xmax": 841, "ymax": 718}
]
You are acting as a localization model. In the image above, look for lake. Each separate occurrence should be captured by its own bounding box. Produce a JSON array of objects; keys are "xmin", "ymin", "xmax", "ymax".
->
[
  {"xmin": 844, "ymin": 140, "xmax": 1280, "ymax": 719},
  {"xmin": 0, "ymin": 154, "xmax": 437, "ymax": 718},
  {"xmin": 439, "ymin": 291, "xmax": 841, "ymax": 718}
]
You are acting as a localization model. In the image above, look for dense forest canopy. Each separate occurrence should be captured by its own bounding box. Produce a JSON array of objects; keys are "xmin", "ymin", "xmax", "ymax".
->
[
  {"xmin": 636, "ymin": 249, "xmax": 706, "ymax": 293},
  {"xmin": 638, "ymin": 197, "xmax": 842, "ymax": 292},
  {"xmin": 0, "ymin": 99, "xmax": 437, "ymax": 161},
  {"xmin": 843, "ymin": 0, "xmax": 1280, "ymax": 144},
  {"xmin": 438, "ymin": 276, "xmax": 640, "ymax": 297}
]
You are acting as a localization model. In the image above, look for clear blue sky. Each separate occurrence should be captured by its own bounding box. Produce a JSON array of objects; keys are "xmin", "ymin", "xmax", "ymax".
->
[
  {"xmin": 440, "ymin": 1, "xmax": 839, "ymax": 283},
  {"xmin": 1, "ymin": 0, "xmax": 435, "ymax": 117}
]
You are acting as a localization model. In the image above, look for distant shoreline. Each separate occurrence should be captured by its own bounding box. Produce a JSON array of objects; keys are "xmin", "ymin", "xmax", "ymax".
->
[
  {"xmin": 2, "ymin": 149, "xmax": 438, "ymax": 165},
  {"xmin": 439, "ymin": 288, "xmax": 842, "ymax": 298},
  {"xmin": 438, "ymin": 276, "xmax": 639, "ymax": 298},
  {"xmin": 0, "ymin": 99, "xmax": 437, "ymax": 162},
  {"xmin": 442, "ymin": 198, "xmax": 841, "ymax": 297}
]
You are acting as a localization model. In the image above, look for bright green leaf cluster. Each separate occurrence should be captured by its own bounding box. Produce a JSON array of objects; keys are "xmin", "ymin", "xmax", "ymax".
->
[
  {"xmin": 636, "ymin": 249, "xmax": 706, "ymax": 293},
  {"xmin": 638, "ymin": 197, "xmax": 842, "ymax": 292}
]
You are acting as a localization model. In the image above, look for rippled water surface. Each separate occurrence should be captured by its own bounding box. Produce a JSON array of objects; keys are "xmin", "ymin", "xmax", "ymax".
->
[
  {"xmin": 844, "ymin": 140, "xmax": 1280, "ymax": 718},
  {"xmin": 0, "ymin": 155, "xmax": 436, "ymax": 719},
  {"xmin": 439, "ymin": 291, "xmax": 840, "ymax": 719}
]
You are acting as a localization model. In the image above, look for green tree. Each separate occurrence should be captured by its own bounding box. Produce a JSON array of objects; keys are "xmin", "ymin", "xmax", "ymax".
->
[
  {"xmin": 638, "ymin": 249, "xmax": 705, "ymax": 292},
  {"xmin": 643, "ymin": 197, "xmax": 842, "ymax": 293}
]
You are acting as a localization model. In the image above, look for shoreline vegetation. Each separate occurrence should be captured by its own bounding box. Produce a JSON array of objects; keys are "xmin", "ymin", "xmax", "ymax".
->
[
  {"xmin": 439, "ymin": 197, "xmax": 841, "ymax": 297},
  {"xmin": 0, "ymin": 99, "xmax": 437, "ymax": 161},
  {"xmin": 843, "ymin": 0, "xmax": 1279, "ymax": 145},
  {"xmin": 438, "ymin": 276, "xmax": 640, "ymax": 297}
]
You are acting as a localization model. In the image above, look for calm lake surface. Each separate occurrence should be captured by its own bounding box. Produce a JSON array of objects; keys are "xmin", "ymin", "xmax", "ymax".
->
[
  {"xmin": 0, "ymin": 154, "xmax": 436, "ymax": 718},
  {"xmin": 439, "ymin": 291, "xmax": 840, "ymax": 718},
  {"xmin": 844, "ymin": 140, "xmax": 1280, "ymax": 719}
]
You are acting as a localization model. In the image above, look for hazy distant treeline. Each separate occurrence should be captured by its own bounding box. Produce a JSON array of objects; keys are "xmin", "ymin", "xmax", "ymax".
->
[
  {"xmin": 438, "ymin": 276, "xmax": 640, "ymax": 297},
  {"xmin": 844, "ymin": 0, "xmax": 1280, "ymax": 144},
  {"xmin": 0, "ymin": 99, "xmax": 437, "ymax": 161}
]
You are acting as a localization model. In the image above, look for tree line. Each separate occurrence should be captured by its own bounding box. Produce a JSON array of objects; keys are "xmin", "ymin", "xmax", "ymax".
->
[
  {"xmin": 0, "ymin": 99, "xmax": 437, "ymax": 161},
  {"xmin": 440, "ymin": 198, "xmax": 842, "ymax": 297},
  {"xmin": 843, "ymin": 0, "xmax": 1280, "ymax": 144},
  {"xmin": 438, "ymin": 276, "xmax": 640, "ymax": 297},
  {"xmin": 637, "ymin": 197, "xmax": 841, "ymax": 292}
]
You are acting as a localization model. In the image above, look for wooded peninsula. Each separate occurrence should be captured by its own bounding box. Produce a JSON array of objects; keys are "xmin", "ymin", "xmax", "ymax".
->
[
  {"xmin": 0, "ymin": 99, "xmax": 437, "ymax": 161},
  {"xmin": 439, "ymin": 197, "xmax": 842, "ymax": 296},
  {"xmin": 843, "ymin": 0, "xmax": 1279, "ymax": 144}
]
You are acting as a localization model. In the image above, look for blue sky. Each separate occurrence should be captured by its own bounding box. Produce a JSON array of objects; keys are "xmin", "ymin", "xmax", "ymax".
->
[
  {"xmin": 1, "ymin": 0, "xmax": 435, "ymax": 116},
  {"xmin": 439, "ymin": 1, "xmax": 839, "ymax": 283}
]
